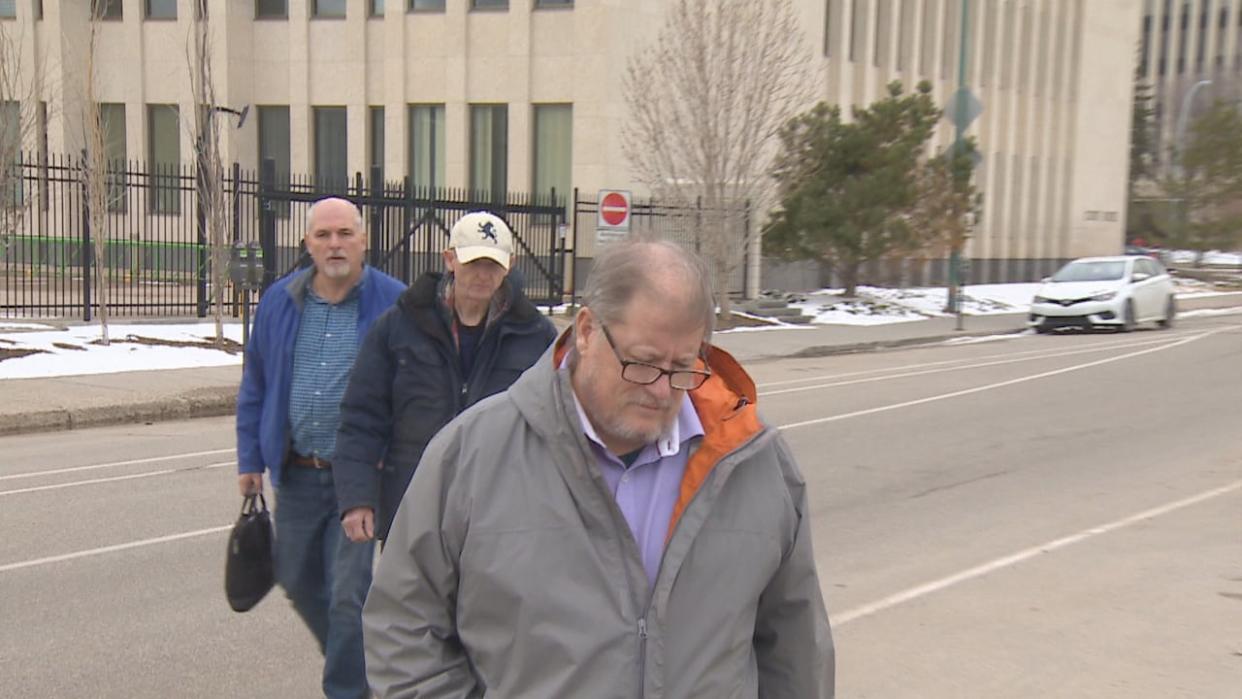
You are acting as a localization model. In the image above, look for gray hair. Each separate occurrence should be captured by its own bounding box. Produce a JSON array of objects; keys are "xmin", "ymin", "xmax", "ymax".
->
[
  {"xmin": 582, "ymin": 239, "xmax": 716, "ymax": 342},
  {"xmin": 306, "ymin": 197, "xmax": 364, "ymax": 234}
]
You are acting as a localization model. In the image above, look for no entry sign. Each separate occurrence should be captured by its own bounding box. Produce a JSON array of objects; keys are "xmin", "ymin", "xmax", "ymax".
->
[{"xmin": 597, "ymin": 190, "xmax": 632, "ymax": 232}]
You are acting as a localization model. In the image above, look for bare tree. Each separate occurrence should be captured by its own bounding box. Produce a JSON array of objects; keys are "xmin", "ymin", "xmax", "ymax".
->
[
  {"xmin": 622, "ymin": 0, "xmax": 810, "ymax": 323},
  {"xmin": 80, "ymin": 18, "xmax": 115, "ymax": 344},
  {"xmin": 188, "ymin": 6, "xmax": 232, "ymax": 346},
  {"xmin": 0, "ymin": 22, "xmax": 43, "ymax": 253}
]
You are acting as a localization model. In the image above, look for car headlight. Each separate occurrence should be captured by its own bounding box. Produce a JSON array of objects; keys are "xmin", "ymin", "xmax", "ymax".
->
[
  {"xmin": 1090, "ymin": 291, "xmax": 1116, "ymax": 301},
  {"xmin": 1033, "ymin": 295, "xmax": 1050, "ymax": 303}
]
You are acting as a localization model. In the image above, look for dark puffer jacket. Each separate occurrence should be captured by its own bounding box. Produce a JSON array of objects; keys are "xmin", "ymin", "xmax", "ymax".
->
[{"xmin": 333, "ymin": 272, "xmax": 557, "ymax": 539}]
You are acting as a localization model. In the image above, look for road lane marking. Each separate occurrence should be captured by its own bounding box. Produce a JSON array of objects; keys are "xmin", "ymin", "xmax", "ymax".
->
[
  {"xmin": 0, "ymin": 461, "xmax": 234, "ymax": 496},
  {"xmin": 760, "ymin": 336, "xmax": 1182, "ymax": 397},
  {"xmin": 0, "ymin": 525, "xmax": 233, "ymax": 574},
  {"xmin": 833, "ymin": 479, "xmax": 1242, "ymax": 627},
  {"xmin": 777, "ymin": 327, "xmax": 1228, "ymax": 431},
  {"xmin": 754, "ymin": 332, "xmax": 1197, "ymax": 388},
  {"xmin": 0, "ymin": 448, "xmax": 234, "ymax": 482}
]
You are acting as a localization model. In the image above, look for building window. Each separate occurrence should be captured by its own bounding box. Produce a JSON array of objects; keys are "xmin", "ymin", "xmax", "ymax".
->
[
  {"xmin": 100, "ymin": 103, "xmax": 127, "ymax": 211},
  {"xmin": 535, "ymin": 0, "xmax": 573, "ymax": 7},
  {"xmin": 470, "ymin": 104, "xmax": 508, "ymax": 201},
  {"xmin": 36, "ymin": 0, "xmax": 44, "ymax": 20},
  {"xmin": 314, "ymin": 106, "xmax": 348, "ymax": 193},
  {"xmin": 148, "ymin": 104, "xmax": 180, "ymax": 214},
  {"xmin": 257, "ymin": 106, "xmax": 290, "ymax": 215},
  {"xmin": 472, "ymin": 0, "xmax": 508, "ymax": 9},
  {"xmin": 146, "ymin": 0, "xmax": 176, "ymax": 19},
  {"xmin": 849, "ymin": 0, "xmax": 865, "ymax": 63},
  {"xmin": 256, "ymin": 0, "xmax": 287, "ymax": 19},
  {"xmin": 313, "ymin": 0, "xmax": 346, "ymax": 18},
  {"xmin": 368, "ymin": 106, "xmax": 384, "ymax": 181},
  {"xmin": 533, "ymin": 104, "xmax": 571, "ymax": 210},
  {"xmin": 874, "ymin": 0, "xmax": 888, "ymax": 67},
  {"xmin": 919, "ymin": 0, "xmax": 938, "ymax": 77},
  {"xmin": 93, "ymin": 0, "xmax": 123, "ymax": 20},
  {"xmin": 410, "ymin": 0, "xmax": 444, "ymax": 10},
  {"xmin": 0, "ymin": 0, "xmax": 15, "ymax": 19},
  {"xmin": 408, "ymin": 104, "xmax": 444, "ymax": 191},
  {"xmin": 823, "ymin": 0, "xmax": 833, "ymax": 57},
  {"xmin": 0, "ymin": 101, "xmax": 20, "ymax": 207},
  {"xmin": 370, "ymin": 0, "xmax": 384, "ymax": 16},
  {"xmin": 896, "ymin": 0, "xmax": 911, "ymax": 70}
]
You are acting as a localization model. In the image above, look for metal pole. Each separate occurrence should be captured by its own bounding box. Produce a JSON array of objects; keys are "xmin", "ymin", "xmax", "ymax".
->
[
  {"xmin": 949, "ymin": 0, "xmax": 971, "ymax": 330},
  {"xmin": 1175, "ymin": 79, "xmax": 1213, "ymax": 161},
  {"xmin": 1175, "ymin": 79, "xmax": 1211, "ymax": 247}
]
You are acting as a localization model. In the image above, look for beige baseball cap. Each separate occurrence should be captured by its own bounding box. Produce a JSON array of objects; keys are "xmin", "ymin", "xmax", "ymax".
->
[{"xmin": 449, "ymin": 212, "xmax": 514, "ymax": 270}]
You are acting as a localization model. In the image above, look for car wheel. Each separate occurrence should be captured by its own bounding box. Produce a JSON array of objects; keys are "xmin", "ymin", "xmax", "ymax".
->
[
  {"xmin": 1157, "ymin": 296, "xmax": 1176, "ymax": 329},
  {"xmin": 1034, "ymin": 324, "xmax": 1051, "ymax": 334},
  {"xmin": 1121, "ymin": 300, "xmax": 1136, "ymax": 332}
]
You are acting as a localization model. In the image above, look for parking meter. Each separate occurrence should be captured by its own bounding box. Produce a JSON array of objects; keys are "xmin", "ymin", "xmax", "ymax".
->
[{"xmin": 230, "ymin": 242, "xmax": 265, "ymax": 351}]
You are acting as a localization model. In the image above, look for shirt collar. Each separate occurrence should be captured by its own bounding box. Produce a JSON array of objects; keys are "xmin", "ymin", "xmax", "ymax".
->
[{"xmin": 306, "ymin": 269, "xmax": 365, "ymax": 305}]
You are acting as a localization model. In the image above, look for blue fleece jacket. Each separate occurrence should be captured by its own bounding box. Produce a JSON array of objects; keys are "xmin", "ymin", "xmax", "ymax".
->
[{"xmin": 235, "ymin": 266, "xmax": 405, "ymax": 487}]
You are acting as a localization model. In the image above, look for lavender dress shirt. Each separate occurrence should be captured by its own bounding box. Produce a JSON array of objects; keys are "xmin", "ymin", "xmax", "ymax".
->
[{"xmin": 563, "ymin": 363, "xmax": 705, "ymax": 589}]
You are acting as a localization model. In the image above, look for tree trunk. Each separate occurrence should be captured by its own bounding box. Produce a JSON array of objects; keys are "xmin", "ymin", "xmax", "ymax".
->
[
  {"xmin": 841, "ymin": 261, "xmax": 860, "ymax": 298},
  {"xmin": 715, "ymin": 263, "xmax": 733, "ymax": 330}
]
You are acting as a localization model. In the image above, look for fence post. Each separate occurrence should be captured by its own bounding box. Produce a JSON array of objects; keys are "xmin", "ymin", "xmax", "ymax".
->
[
  {"xmin": 230, "ymin": 162, "xmax": 241, "ymax": 317},
  {"xmin": 80, "ymin": 154, "xmax": 93, "ymax": 323},
  {"xmin": 259, "ymin": 158, "xmax": 277, "ymax": 291},
  {"xmin": 369, "ymin": 165, "xmax": 383, "ymax": 269},
  {"xmin": 231, "ymin": 162, "xmax": 241, "ymax": 243},
  {"xmin": 569, "ymin": 187, "xmax": 578, "ymax": 305},
  {"xmin": 694, "ymin": 196, "xmax": 703, "ymax": 254},
  {"xmin": 195, "ymin": 148, "xmax": 209, "ymax": 318}
]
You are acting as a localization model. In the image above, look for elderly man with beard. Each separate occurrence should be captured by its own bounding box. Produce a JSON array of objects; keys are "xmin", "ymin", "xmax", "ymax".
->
[
  {"xmin": 235, "ymin": 197, "xmax": 404, "ymax": 699},
  {"xmin": 363, "ymin": 239, "xmax": 835, "ymax": 698}
]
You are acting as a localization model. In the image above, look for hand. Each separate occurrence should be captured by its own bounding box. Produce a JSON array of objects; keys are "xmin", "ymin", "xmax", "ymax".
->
[
  {"xmin": 238, "ymin": 473, "xmax": 264, "ymax": 497},
  {"xmin": 342, "ymin": 507, "xmax": 376, "ymax": 543}
]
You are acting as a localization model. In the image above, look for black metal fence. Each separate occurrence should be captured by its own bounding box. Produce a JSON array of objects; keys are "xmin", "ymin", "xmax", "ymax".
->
[
  {"xmin": 572, "ymin": 190, "xmax": 751, "ymax": 296},
  {"xmin": 0, "ymin": 153, "xmax": 570, "ymax": 319}
]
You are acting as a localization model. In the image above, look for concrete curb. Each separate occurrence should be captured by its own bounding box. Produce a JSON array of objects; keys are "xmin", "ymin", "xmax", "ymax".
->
[
  {"xmin": 0, "ymin": 386, "xmax": 237, "ymax": 437},
  {"xmin": 786, "ymin": 328, "xmax": 1030, "ymax": 359}
]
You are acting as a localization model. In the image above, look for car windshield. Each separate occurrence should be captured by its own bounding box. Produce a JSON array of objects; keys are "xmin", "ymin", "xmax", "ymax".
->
[{"xmin": 1050, "ymin": 261, "xmax": 1126, "ymax": 282}]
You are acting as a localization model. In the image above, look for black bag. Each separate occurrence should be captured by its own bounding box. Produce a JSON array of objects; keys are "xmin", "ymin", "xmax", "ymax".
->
[{"xmin": 225, "ymin": 493, "xmax": 275, "ymax": 613}]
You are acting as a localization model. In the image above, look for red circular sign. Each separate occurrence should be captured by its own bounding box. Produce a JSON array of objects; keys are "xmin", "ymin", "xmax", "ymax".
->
[{"xmin": 600, "ymin": 192, "xmax": 629, "ymax": 226}]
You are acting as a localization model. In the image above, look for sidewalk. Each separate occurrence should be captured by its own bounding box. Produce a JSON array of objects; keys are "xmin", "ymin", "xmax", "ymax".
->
[{"xmin": 3, "ymin": 292, "xmax": 1240, "ymax": 437}]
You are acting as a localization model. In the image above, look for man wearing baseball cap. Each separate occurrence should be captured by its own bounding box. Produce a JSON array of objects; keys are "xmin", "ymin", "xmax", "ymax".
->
[{"xmin": 333, "ymin": 211, "xmax": 557, "ymax": 549}]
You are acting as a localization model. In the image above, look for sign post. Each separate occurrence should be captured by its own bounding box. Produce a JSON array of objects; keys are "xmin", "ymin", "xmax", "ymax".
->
[{"xmin": 596, "ymin": 189, "xmax": 632, "ymax": 245}]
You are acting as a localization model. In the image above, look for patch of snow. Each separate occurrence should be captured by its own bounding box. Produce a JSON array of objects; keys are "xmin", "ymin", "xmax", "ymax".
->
[{"xmin": 0, "ymin": 322, "xmax": 245, "ymax": 380}]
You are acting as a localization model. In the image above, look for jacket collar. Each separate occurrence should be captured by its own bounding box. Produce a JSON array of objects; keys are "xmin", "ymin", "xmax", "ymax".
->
[{"xmin": 285, "ymin": 265, "xmax": 371, "ymax": 311}]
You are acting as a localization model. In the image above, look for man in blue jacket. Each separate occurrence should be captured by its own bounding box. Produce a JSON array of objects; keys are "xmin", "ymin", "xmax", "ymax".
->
[
  {"xmin": 334, "ymin": 211, "xmax": 557, "ymax": 544},
  {"xmin": 235, "ymin": 197, "xmax": 404, "ymax": 699}
]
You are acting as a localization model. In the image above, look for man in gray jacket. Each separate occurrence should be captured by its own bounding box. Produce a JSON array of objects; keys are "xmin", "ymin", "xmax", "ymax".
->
[{"xmin": 363, "ymin": 239, "xmax": 834, "ymax": 698}]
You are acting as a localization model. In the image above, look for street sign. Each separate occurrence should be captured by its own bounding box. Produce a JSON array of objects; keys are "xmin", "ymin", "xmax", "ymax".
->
[
  {"xmin": 597, "ymin": 190, "xmax": 632, "ymax": 231},
  {"xmin": 944, "ymin": 86, "xmax": 983, "ymax": 128}
]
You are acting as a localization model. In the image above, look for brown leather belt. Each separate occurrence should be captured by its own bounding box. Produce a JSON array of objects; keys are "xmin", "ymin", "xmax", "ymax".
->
[{"xmin": 288, "ymin": 452, "xmax": 332, "ymax": 469}]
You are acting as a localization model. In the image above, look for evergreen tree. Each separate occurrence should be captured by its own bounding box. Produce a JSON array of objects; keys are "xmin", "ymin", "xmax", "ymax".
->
[{"xmin": 764, "ymin": 82, "xmax": 940, "ymax": 296}]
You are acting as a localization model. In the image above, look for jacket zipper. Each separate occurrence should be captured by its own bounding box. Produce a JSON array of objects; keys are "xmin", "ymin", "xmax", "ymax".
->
[{"xmin": 637, "ymin": 617, "xmax": 648, "ymax": 699}]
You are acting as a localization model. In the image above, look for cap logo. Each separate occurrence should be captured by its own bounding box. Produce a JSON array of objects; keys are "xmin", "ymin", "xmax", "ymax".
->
[{"xmin": 479, "ymin": 221, "xmax": 499, "ymax": 243}]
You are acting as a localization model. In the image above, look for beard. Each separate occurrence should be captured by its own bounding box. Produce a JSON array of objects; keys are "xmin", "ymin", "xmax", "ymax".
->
[
  {"xmin": 319, "ymin": 258, "xmax": 356, "ymax": 279},
  {"xmin": 577, "ymin": 361, "xmax": 679, "ymax": 449}
]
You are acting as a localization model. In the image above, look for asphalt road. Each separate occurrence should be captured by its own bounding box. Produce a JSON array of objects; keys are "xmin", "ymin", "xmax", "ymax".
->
[{"xmin": 2, "ymin": 315, "xmax": 1240, "ymax": 698}]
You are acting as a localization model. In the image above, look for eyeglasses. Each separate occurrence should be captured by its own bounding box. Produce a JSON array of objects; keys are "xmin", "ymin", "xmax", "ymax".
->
[{"xmin": 599, "ymin": 324, "xmax": 711, "ymax": 391}]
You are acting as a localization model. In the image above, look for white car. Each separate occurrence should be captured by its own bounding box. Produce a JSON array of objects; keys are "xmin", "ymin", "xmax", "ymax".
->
[{"xmin": 1028, "ymin": 256, "xmax": 1176, "ymax": 333}]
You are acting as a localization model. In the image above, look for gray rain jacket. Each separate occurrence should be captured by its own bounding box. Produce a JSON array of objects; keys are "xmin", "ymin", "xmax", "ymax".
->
[{"xmin": 363, "ymin": 333, "xmax": 834, "ymax": 698}]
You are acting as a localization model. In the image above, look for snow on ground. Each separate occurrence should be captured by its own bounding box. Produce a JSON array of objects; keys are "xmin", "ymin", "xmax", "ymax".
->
[
  {"xmin": 787, "ymin": 283, "xmax": 1041, "ymax": 326},
  {"xmin": 0, "ymin": 322, "xmax": 245, "ymax": 380},
  {"xmin": 2, "ymin": 277, "xmax": 1240, "ymax": 378},
  {"xmin": 1166, "ymin": 249, "xmax": 1242, "ymax": 266}
]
